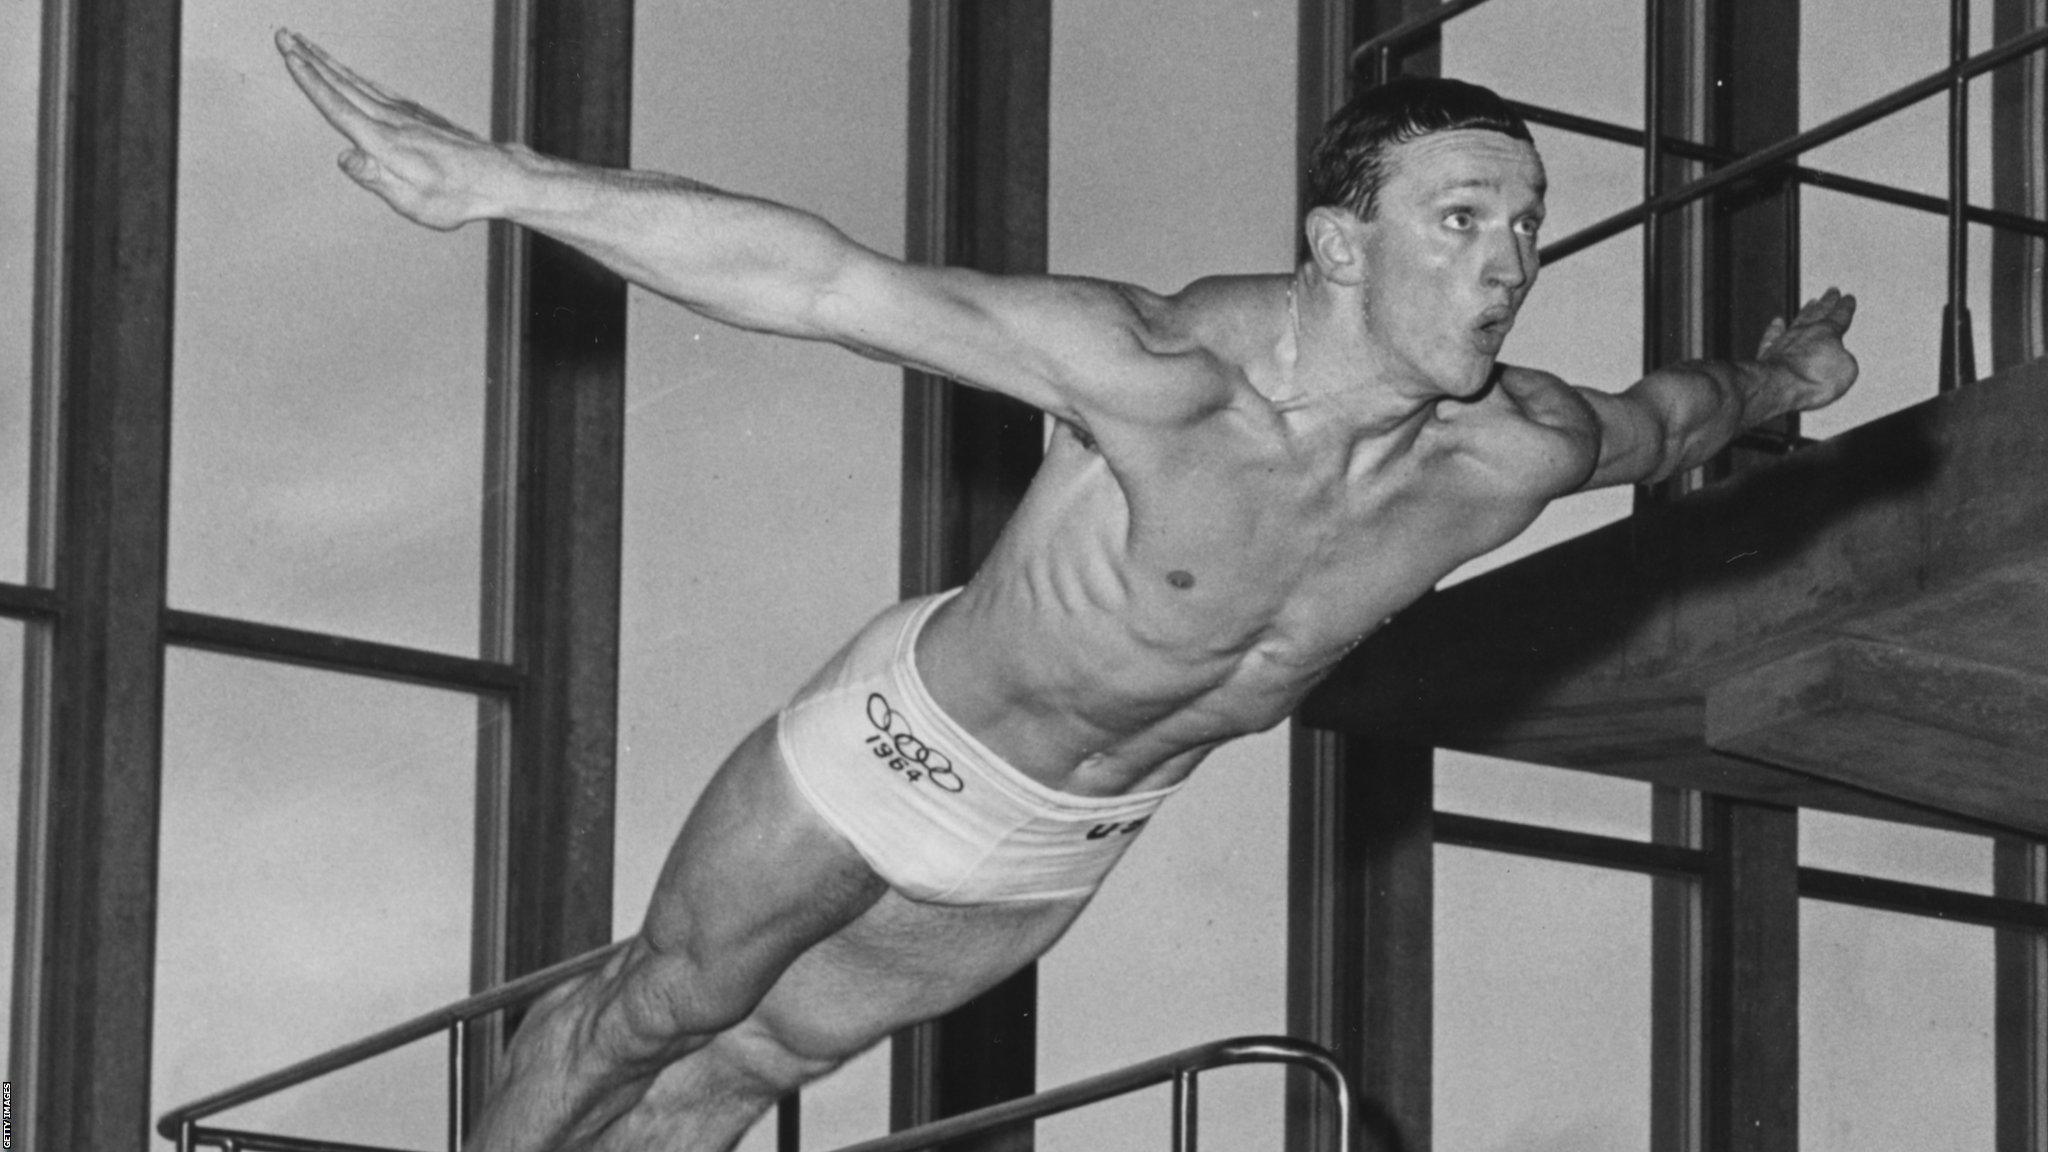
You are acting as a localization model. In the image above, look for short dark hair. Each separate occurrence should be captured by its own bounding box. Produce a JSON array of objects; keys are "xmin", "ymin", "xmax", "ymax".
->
[{"xmin": 1305, "ymin": 76, "xmax": 1532, "ymax": 221}]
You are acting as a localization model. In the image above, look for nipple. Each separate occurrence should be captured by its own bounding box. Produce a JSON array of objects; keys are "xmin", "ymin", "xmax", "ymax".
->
[{"xmin": 1167, "ymin": 570, "xmax": 1196, "ymax": 590}]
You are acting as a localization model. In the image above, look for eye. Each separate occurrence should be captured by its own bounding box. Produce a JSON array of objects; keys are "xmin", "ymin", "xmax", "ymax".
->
[
  {"xmin": 1514, "ymin": 216, "xmax": 1543, "ymax": 238},
  {"xmin": 1443, "ymin": 209, "xmax": 1475, "ymax": 231}
]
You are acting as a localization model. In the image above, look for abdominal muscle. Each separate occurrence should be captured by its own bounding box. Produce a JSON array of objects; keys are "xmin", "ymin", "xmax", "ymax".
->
[{"xmin": 907, "ymin": 427, "xmax": 1469, "ymax": 800}]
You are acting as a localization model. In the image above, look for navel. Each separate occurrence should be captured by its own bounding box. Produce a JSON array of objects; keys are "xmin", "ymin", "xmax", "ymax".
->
[{"xmin": 1167, "ymin": 569, "xmax": 1197, "ymax": 591}]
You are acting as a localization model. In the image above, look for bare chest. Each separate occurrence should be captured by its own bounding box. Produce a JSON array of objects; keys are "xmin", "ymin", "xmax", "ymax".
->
[{"xmin": 1016, "ymin": 415, "xmax": 1561, "ymax": 672}]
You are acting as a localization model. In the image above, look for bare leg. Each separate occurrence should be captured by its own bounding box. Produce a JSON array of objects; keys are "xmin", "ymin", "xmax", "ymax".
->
[
  {"xmin": 584, "ymin": 889, "xmax": 1095, "ymax": 1152},
  {"xmin": 464, "ymin": 718, "xmax": 889, "ymax": 1152}
]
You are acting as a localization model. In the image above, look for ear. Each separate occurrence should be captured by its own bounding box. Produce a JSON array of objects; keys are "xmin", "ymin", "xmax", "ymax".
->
[{"xmin": 1304, "ymin": 206, "xmax": 1369, "ymax": 287}]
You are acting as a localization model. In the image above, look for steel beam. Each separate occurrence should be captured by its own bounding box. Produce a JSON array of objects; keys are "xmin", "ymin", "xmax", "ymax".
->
[
  {"xmin": 893, "ymin": 4, "xmax": 1051, "ymax": 1148},
  {"xmin": 1286, "ymin": 729, "xmax": 1433, "ymax": 1152},
  {"xmin": 1702, "ymin": 801, "xmax": 1799, "ymax": 1152},
  {"xmin": 1997, "ymin": 840, "xmax": 2048, "ymax": 1152},
  {"xmin": 13, "ymin": 0, "xmax": 179, "ymax": 1148},
  {"xmin": 469, "ymin": 0, "xmax": 633, "ymax": 1110},
  {"xmin": 1991, "ymin": 0, "xmax": 2048, "ymax": 373}
]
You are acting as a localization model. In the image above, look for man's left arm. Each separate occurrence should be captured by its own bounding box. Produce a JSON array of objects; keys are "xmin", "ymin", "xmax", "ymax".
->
[{"xmin": 1571, "ymin": 288, "xmax": 1859, "ymax": 489}]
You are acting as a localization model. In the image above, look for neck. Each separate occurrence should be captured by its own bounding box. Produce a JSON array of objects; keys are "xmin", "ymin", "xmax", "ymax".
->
[{"xmin": 1282, "ymin": 267, "xmax": 1443, "ymax": 435}]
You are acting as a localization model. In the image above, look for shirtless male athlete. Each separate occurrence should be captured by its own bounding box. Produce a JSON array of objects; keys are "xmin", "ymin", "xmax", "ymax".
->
[{"xmin": 278, "ymin": 30, "xmax": 1857, "ymax": 1152}]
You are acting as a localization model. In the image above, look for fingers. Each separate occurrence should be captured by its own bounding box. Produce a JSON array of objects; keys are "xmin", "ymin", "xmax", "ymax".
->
[
  {"xmin": 1787, "ymin": 287, "xmax": 1857, "ymax": 333},
  {"xmin": 1829, "ymin": 292, "xmax": 1857, "ymax": 333},
  {"xmin": 276, "ymin": 30, "xmax": 395, "ymax": 147},
  {"xmin": 278, "ymin": 30, "xmax": 480, "ymax": 143},
  {"xmin": 1757, "ymin": 316, "xmax": 1787, "ymax": 358}
]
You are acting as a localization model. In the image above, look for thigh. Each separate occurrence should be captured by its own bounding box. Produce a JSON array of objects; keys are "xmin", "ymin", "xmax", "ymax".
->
[
  {"xmin": 635, "ymin": 716, "xmax": 889, "ymax": 1015},
  {"xmin": 747, "ymin": 890, "xmax": 1093, "ymax": 1063}
]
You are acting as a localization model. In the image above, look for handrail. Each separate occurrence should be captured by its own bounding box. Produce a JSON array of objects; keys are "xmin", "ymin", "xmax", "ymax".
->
[
  {"xmin": 824, "ymin": 1035, "xmax": 1353, "ymax": 1152},
  {"xmin": 155, "ymin": 941, "xmax": 627, "ymax": 1142},
  {"xmin": 1538, "ymin": 23, "xmax": 2048, "ymax": 264},
  {"xmin": 163, "ymin": 1026, "xmax": 1352, "ymax": 1152}
]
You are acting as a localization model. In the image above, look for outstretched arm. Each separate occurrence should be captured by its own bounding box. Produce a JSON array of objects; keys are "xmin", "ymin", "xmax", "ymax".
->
[
  {"xmin": 1568, "ymin": 288, "xmax": 1859, "ymax": 489},
  {"xmin": 274, "ymin": 31, "xmax": 1199, "ymax": 427}
]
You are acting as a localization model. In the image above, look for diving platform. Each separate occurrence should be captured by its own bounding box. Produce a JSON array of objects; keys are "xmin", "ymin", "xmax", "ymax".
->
[{"xmin": 1300, "ymin": 358, "xmax": 2048, "ymax": 836}]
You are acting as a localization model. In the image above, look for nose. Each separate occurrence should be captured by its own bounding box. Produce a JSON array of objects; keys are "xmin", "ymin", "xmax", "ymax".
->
[{"xmin": 1482, "ymin": 227, "xmax": 1534, "ymax": 291}]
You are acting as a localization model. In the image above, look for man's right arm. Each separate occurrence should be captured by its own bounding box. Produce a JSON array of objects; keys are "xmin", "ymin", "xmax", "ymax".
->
[{"xmin": 277, "ymin": 31, "xmax": 1210, "ymax": 428}]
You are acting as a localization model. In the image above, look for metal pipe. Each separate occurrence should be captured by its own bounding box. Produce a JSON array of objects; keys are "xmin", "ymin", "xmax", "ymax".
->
[
  {"xmin": 821, "ymin": 1036, "xmax": 1350, "ymax": 1152},
  {"xmin": 1540, "ymin": 23, "xmax": 2048, "ymax": 265},
  {"xmin": 179, "ymin": 1126, "xmax": 423, "ymax": 1152},
  {"xmin": 157, "ymin": 941, "xmax": 626, "ymax": 1138},
  {"xmin": 1508, "ymin": 99, "xmax": 2048, "ymax": 239},
  {"xmin": 1172, "ymin": 1070, "xmax": 1198, "ymax": 1152},
  {"xmin": 1943, "ymin": 0, "xmax": 1977, "ymax": 388},
  {"xmin": 447, "ymin": 1020, "xmax": 469, "ymax": 1152},
  {"xmin": 162, "ymin": 609, "xmax": 525, "ymax": 695},
  {"xmin": 1642, "ymin": 0, "xmax": 1666, "ymax": 375},
  {"xmin": 777, "ymin": 1092, "xmax": 801, "ymax": 1152}
]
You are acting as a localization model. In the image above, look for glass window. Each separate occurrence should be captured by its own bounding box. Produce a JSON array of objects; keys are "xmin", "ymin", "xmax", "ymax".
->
[
  {"xmin": 1039, "ymin": 6, "xmax": 1294, "ymax": 1152},
  {"xmin": 1801, "ymin": 900, "xmax": 1995, "ymax": 1151},
  {"xmin": 0, "ymin": 2, "xmax": 40, "ymax": 584},
  {"xmin": 1436, "ymin": 846, "xmax": 1653, "ymax": 1152},
  {"xmin": 1444, "ymin": 0, "xmax": 1644, "ymax": 129},
  {"xmin": 1437, "ymin": 752, "xmax": 1653, "ymax": 841},
  {"xmin": 1798, "ymin": 0, "xmax": 1997, "ymax": 435},
  {"xmin": 0, "ymin": 619, "xmax": 23, "ymax": 1067},
  {"xmin": 619, "ymin": 5, "xmax": 907, "ymax": 1151},
  {"xmin": 153, "ymin": 651, "xmax": 474, "ymax": 1148},
  {"xmin": 167, "ymin": 0, "xmax": 492, "ymax": 655},
  {"xmin": 1800, "ymin": 808, "xmax": 1994, "ymax": 894}
]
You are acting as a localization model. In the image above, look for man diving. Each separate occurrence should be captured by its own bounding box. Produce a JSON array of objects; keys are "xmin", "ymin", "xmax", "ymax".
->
[{"xmin": 277, "ymin": 31, "xmax": 1858, "ymax": 1152}]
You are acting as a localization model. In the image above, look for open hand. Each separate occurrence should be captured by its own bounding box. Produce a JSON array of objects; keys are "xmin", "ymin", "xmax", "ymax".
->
[
  {"xmin": 1755, "ymin": 287, "xmax": 1859, "ymax": 413},
  {"xmin": 275, "ymin": 29, "xmax": 506, "ymax": 230}
]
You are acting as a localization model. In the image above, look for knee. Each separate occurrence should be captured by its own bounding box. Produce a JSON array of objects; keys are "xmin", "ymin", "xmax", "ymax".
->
[{"xmin": 582, "ymin": 934, "xmax": 762, "ymax": 1070}]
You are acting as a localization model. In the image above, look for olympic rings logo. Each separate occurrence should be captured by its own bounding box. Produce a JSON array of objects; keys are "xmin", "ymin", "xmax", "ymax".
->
[{"xmin": 864, "ymin": 693, "xmax": 965, "ymax": 793}]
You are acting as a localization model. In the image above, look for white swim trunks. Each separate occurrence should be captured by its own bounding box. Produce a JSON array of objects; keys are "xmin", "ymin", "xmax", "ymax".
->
[{"xmin": 776, "ymin": 591, "xmax": 1181, "ymax": 905}]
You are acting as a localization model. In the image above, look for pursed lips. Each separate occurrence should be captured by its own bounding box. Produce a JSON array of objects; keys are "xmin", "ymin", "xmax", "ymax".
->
[{"xmin": 1471, "ymin": 303, "xmax": 1516, "ymax": 349}]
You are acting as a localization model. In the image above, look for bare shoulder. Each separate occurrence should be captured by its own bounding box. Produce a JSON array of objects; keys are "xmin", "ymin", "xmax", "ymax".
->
[
  {"xmin": 1433, "ymin": 364, "xmax": 1600, "ymax": 493},
  {"xmin": 1160, "ymin": 274, "xmax": 1293, "ymax": 358},
  {"xmin": 1049, "ymin": 273, "xmax": 1286, "ymax": 431},
  {"xmin": 1490, "ymin": 365, "xmax": 1600, "ymax": 438}
]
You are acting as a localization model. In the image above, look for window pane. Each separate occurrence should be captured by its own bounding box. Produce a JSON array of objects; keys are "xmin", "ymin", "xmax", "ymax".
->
[
  {"xmin": 1437, "ymin": 752, "xmax": 1653, "ymax": 841},
  {"xmin": 1436, "ymin": 846, "xmax": 1652, "ymax": 1152},
  {"xmin": 1799, "ymin": 0, "xmax": 1996, "ymax": 432},
  {"xmin": 168, "ymin": 2, "xmax": 491, "ymax": 655},
  {"xmin": 1801, "ymin": 901, "xmax": 1995, "ymax": 1151},
  {"xmin": 619, "ymin": 4, "xmax": 907, "ymax": 1151},
  {"xmin": 1800, "ymin": 809, "xmax": 1994, "ymax": 895},
  {"xmin": 154, "ymin": 651, "xmax": 474, "ymax": 1147},
  {"xmin": 0, "ymin": 3, "xmax": 40, "ymax": 584},
  {"xmin": 1039, "ymin": 5, "xmax": 1294, "ymax": 1151},
  {"xmin": 1444, "ymin": 0, "xmax": 1643, "ymax": 129},
  {"xmin": 0, "ymin": 619, "xmax": 24, "ymax": 1068}
]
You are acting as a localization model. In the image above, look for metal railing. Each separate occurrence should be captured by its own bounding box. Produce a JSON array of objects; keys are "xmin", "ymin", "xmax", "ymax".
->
[
  {"xmin": 156, "ymin": 941, "xmax": 626, "ymax": 1152},
  {"xmin": 824, "ymin": 1036, "xmax": 1352, "ymax": 1152},
  {"xmin": 1355, "ymin": 0, "xmax": 2048, "ymax": 391},
  {"xmin": 159, "ymin": 989, "xmax": 1353, "ymax": 1152}
]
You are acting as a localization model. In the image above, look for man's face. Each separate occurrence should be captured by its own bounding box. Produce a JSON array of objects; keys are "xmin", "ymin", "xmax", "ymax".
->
[{"xmin": 1356, "ymin": 128, "xmax": 1546, "ymax": 398}]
